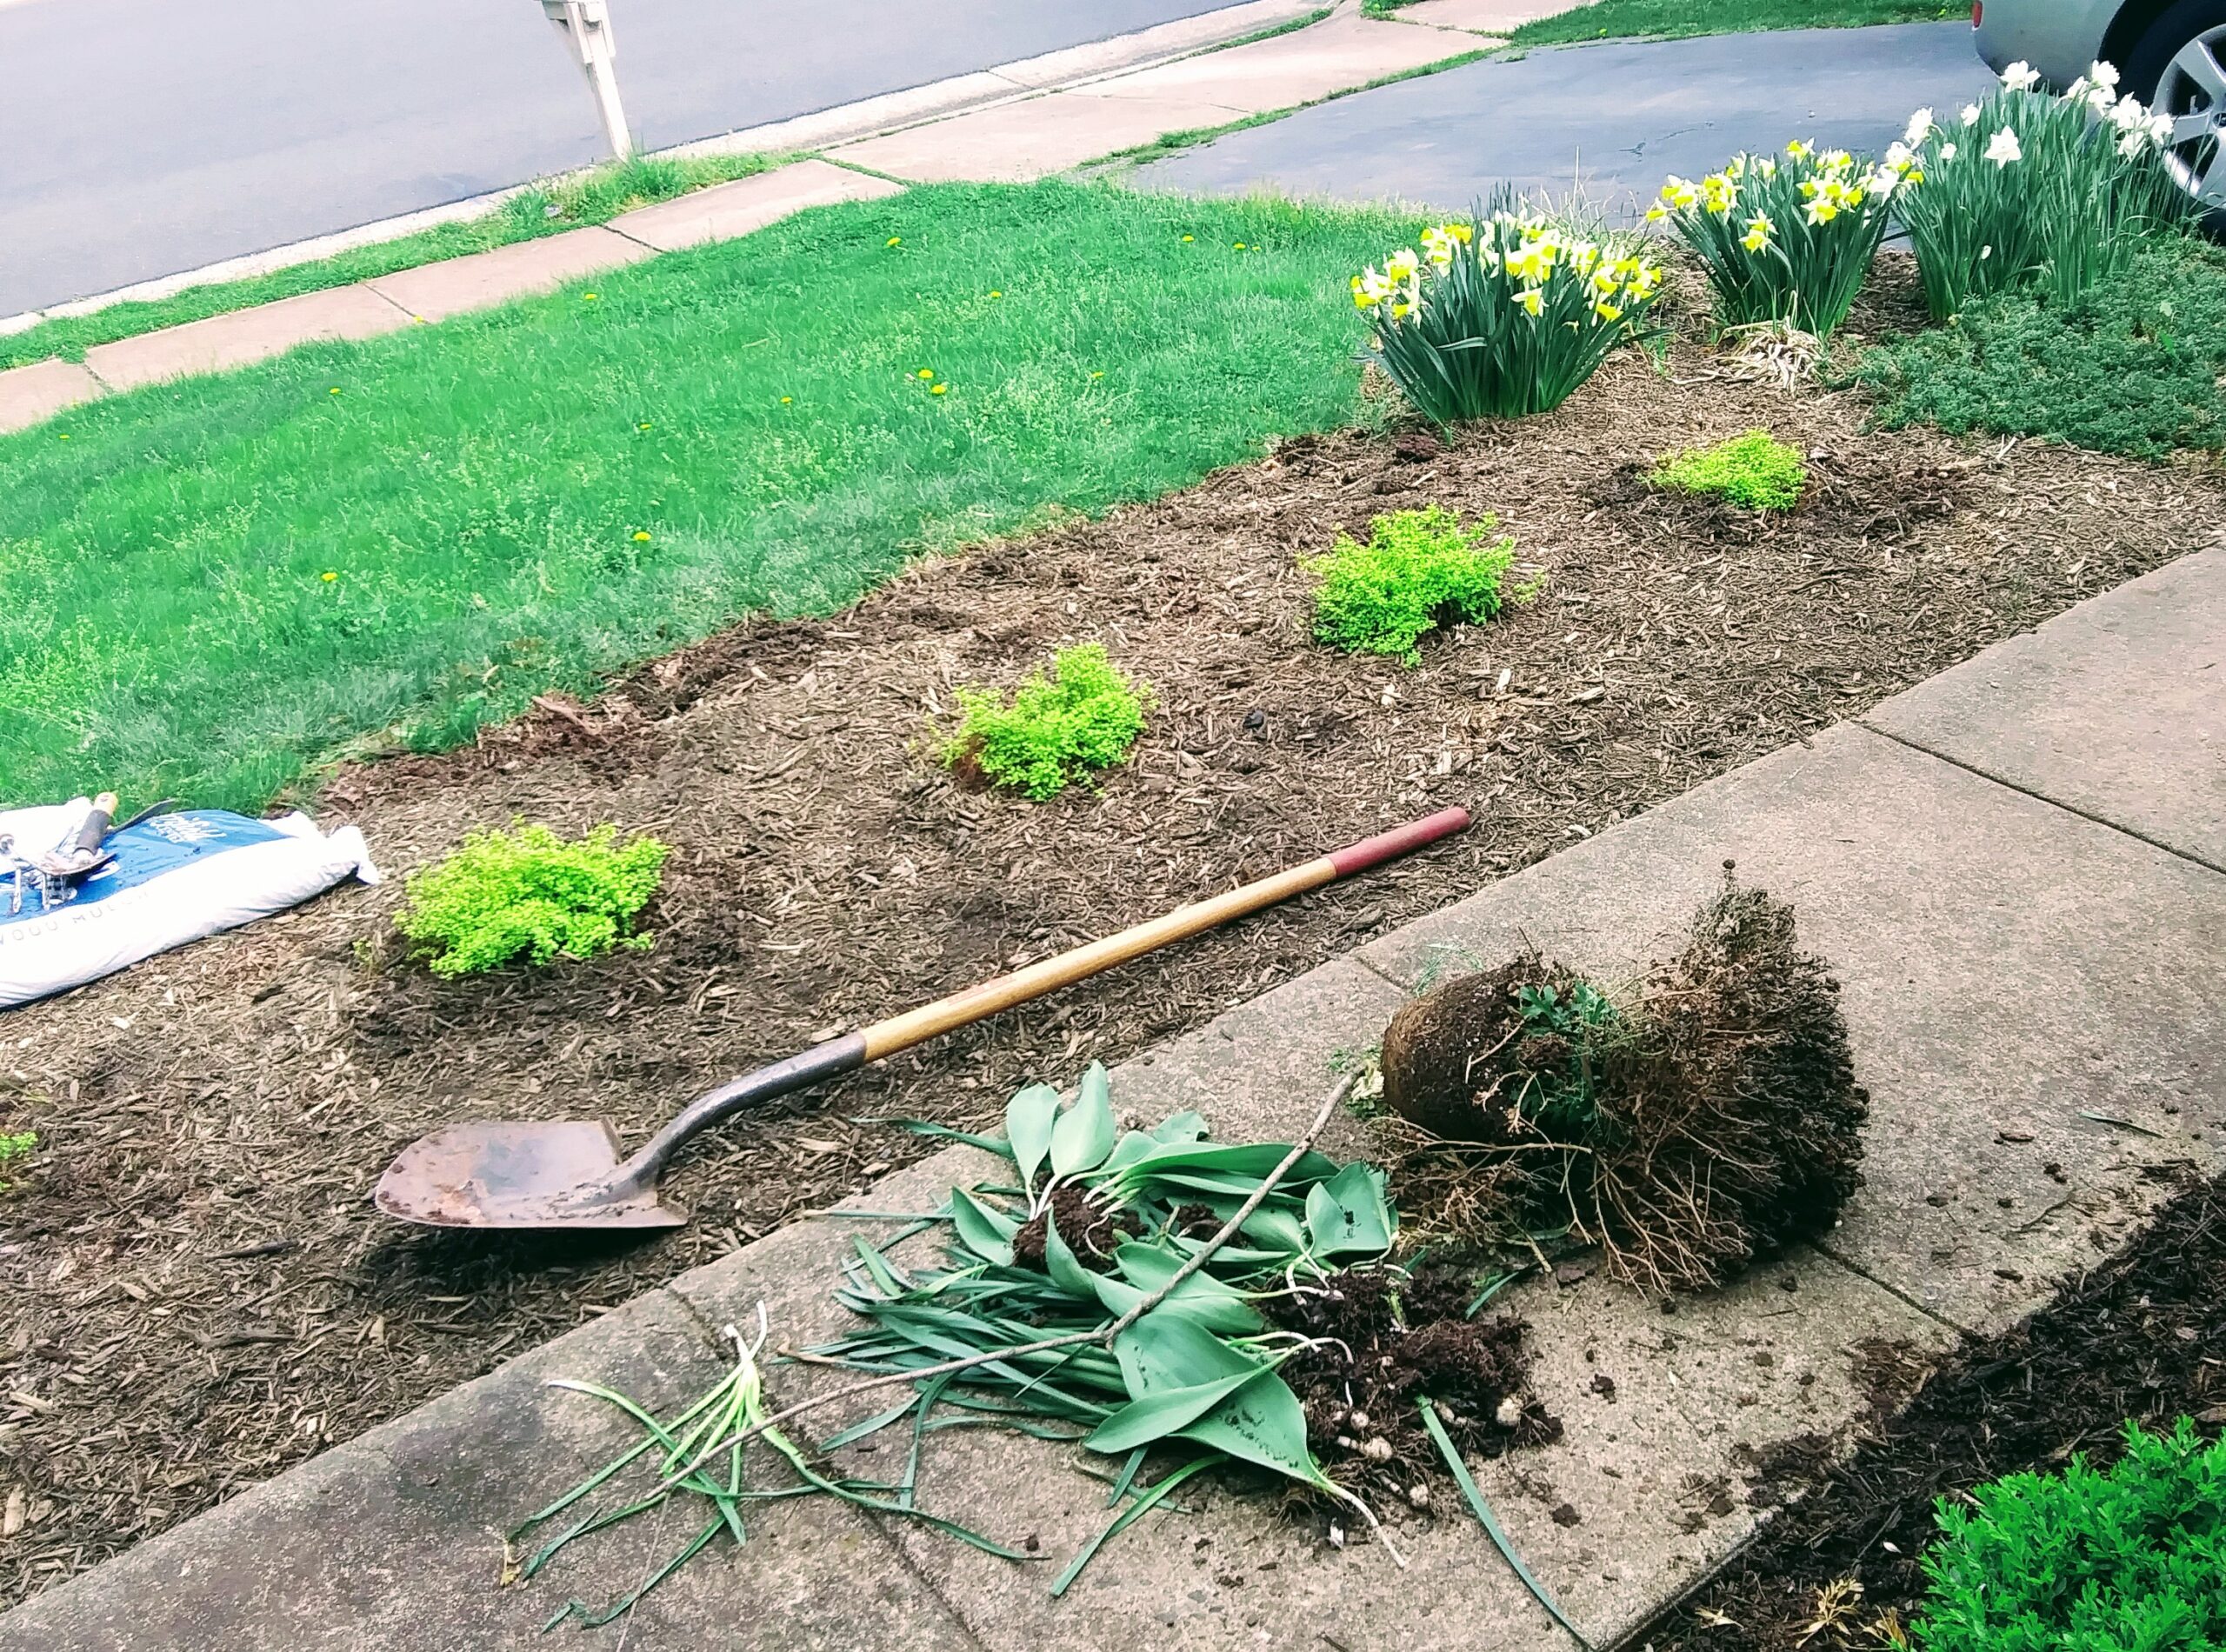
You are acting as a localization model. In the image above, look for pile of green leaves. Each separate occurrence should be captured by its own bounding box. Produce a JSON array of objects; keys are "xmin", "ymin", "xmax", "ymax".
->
[
  {"xmin": 1856, "ymin": 236, "xmax": 2226, "ymax": 459},
  {"xmin": 1650, "ymin": 430, "xmax": 1805, "ymax": 510},
  {"xmin": 1309, "ymin": 506, "xmax": 1516, "ymax": 663},
  {"xmin": 0, "ymin": 1131, "xmax": 35, "ymax": 1192},
  {"xmin": 1916, "ymin": 1417, "xmax": 2226, "ymax": 1652},
  {"xmin": 945, "ymin": 643, "xmax": 1150, "ymax": 800},
  {"xmin": 395, "ymin": 822, "xmax": 669, "ymax": 977}
]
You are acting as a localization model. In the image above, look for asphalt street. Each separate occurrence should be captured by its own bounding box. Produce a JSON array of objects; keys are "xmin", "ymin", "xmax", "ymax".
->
[
  {"xmin": 0, "ymin": 0, "xmax": 1242, "ymax": 316},
  {"xmin": 1135, "ymin": 22, "xmax": 1998, "ymax": 217}
]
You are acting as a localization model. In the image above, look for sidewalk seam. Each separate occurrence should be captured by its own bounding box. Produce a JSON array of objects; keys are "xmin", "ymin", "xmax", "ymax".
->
[
  {"xmin": 1809, "ymin": 1241, "xmax": 1979, "ymax": 1340},
  {"xmin": 1857, "ymin": 721, "xmax": 2226, "ymax": 878}
]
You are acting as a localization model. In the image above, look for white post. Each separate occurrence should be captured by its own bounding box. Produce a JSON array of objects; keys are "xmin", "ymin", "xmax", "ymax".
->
[{"xmin": 541, "ymin": 0, "xmax": 633, "ymax": 161}]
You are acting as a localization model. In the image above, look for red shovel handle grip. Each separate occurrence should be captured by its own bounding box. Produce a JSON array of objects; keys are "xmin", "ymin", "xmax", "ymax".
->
[{"xmin": 1326, "ymin": 806, "xmax": 1473, "ymax": 878}]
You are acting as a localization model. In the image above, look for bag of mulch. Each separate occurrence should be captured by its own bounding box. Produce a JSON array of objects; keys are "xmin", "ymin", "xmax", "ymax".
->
[{"xmin": 0, "ymin": 802, "xmax": 380, "ymax": 1009}]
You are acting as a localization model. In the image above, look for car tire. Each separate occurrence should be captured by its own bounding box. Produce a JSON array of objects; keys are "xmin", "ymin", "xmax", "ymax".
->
[{"xmin": 2123, "ymin": 0, "xmax": 2226, "ymax": 219}]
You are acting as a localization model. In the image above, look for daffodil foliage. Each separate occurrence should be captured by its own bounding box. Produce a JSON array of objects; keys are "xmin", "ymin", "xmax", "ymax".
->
[
  {"xmin": 1350, "ymin": 196, "xmax": 1665, "ymax": 423},
  {"xmin": 826, "ymin": 1062, "xmax": 1401, "ymax": 1591},
  {"xmin": 1649, "ymin": 139, "xmax": 1918, "ymax": 336},
  {"xmin": 1896, "ymin": 60, "xmax": 2187, "ymax": 321}
]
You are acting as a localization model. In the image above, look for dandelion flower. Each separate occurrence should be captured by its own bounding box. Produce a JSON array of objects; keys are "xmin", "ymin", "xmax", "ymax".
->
[
  {"xmin": 1090, "ymin": 370, "xmax": 1104, "ymax": 378},
  {"xmin": 1984, "ymin": 127, "xmax": 2023, "ymax": 166},
  {"xmin": 56, "ymin": 433, "xmax": 69, "ymax": 441},
  {"xmin": 916, "ymin": 368, "xmax": 936, "ymax": 379},
  {"xmin": 637, "ymin": 421, "xmax": 652, "ymax": 430},
  {"xmin": 988, "ymin": 289, "xmax": 1003, "ymax": 297},
  {"xmin": 930, "ymin": 383, "xmax": 948, "ymax": 396},
  {"xmin": 887, "ymin": 236, "xmax": 902, "ymax": 246},
  {"xmin": 583, "ymin": 292, "xmax": 598, "ymax": 301},
  {"xmin": 321, "ymin": 570, "xmax": 338, "ymax": 582},
  {"xmin": 780, "ymin": 395, "xmax": 792, "ymax": 403},
  {"xmin": 329, "ymin": 387, "xmax": 342, "ymax": 396},
  {"xmin": 1181, "ymin": 234, "xmax": 1194, "ymax": 243},
  {"xmin": 632, "ymin": 530, "xmax": 652, "ymax": 543},
  {"xmin": 2001, "ymin": 60, "xmax": 2039, "ymax": 92}
]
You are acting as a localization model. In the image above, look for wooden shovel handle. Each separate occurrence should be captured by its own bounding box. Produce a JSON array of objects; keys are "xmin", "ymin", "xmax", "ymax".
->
[{"xmin": 858, "ymin": 806, "xmax": 1470, "ymax": 1061}]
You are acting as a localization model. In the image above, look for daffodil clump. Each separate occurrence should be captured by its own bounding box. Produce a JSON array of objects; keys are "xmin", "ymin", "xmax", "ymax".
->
[
  {"xmin": 1352, "ymin": 198, "xmax": 1663, "ymax": 423},
  {"xmin": 1649, "ymin": 139, "xmax": 1918, "ymax": 337},
  {"xmin": 1897, "ymin": 60, "xmax": 2187, "ymax": 320}
]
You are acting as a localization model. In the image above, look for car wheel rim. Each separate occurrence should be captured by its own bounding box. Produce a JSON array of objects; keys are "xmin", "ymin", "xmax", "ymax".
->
[{"xmin": 2156, "ymin": 26, "xmax": 2226, "ymax": 206}]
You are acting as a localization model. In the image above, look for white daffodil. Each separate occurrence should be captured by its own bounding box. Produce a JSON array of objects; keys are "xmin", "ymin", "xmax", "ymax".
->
[
  {"xmin": 1384, "ymin": 248, "xmax": 1420, "ymax": 283},
  {"xmin": 1984, "ymin": 127, "xmax": 2023, "ymax": 166},
  {"xmin": 1904, "ymin": 107, "xmax": 1936, "ymax": 147},
  {"xmin": 1961, "ymin": 102, "xmax": 1983, "ymax": 126},
  {"xmin": 2148, "ymin": 110, "xmax": 2176, "ymax": 146},
  {"xmin": 2001, "ymin": 61, "xmax": 2040, "ymax": 93},
  {"xmin": 2090, "ymin": 59, "xmax": 2120, "ymax": 91},
  {"xmin": 1939, "ymin": 141, "xmax": 1958, "ymax": 162},
  {"xmin": 2119, "ymin": 130, "xmax": 2148, "ymax": 158}
]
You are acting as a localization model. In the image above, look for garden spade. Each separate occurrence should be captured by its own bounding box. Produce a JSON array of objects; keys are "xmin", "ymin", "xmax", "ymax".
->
[{"xmin": 374, "ymin": 806, "xmax": 1471, "ymax": 1230}]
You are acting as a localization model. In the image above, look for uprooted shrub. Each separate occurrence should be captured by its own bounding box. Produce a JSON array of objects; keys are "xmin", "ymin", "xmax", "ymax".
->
[
  {"xmin": 943, "ymin": 642, "xmax": 1150, "ymax": 800},
  {"xmin": 1308, "ymin": 506, "xmax": 1518, "ymax": 663},
  {"xmin": 1916, "ymin": 1416, "xmax": 2226, "ymax": 1652},
  {"xmin": 1376, "ymin": 870, "xmax": 1866, "ymax": 1293},
  {"xmin": 395, "ymin": 821, "xmax": 670, "ymax": 977}
]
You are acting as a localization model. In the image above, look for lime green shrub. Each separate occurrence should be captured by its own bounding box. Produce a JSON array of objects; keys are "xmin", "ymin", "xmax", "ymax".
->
[
  {"xmin": 945, "ymin": 643, "xmax": 1150, "ymax": 800},
  {"xmin": 1650, "ymin": 430, "xmax": 1805, "ymax": 510},
  {"xmin": 1309, "ymin": 505, "xmax": 1516, "ymax": 663},
  {"xmin": 397, "ymin": 823, "xmax": 670, "ymax": 977},
  {"xmin": 0, "ymin": 1131, "xmax": 35, "ymax": 1191},
  {"xmin": 1916, "ymin": 1417, "xmax": 2226, "ymax": 1652}
]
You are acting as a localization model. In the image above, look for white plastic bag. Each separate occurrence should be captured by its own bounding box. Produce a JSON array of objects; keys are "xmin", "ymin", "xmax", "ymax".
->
[{"xmin": 0, "ymin": 802, "xmax": 380, "ymax": 1009}]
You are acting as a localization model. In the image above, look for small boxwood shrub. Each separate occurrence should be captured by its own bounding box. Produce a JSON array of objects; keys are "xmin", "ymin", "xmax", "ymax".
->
[
  {"xmin": 1650, "ymin": 430, "xmax": 1805, "ymax": 510},
  {"xmin": 1916, "ymin": 1417, "xmax": 2226, "ymax": 1652},
  {"xmin": 1309, "ymin": 505, "xmax": 1516, "ymax": 663},
  {"xmin": 945, "ymin": 643, "xmax": 1149, "ymax": 801},
  {"xmin": 397, "ymin": 822, "xmax": 670, "ymax": 977}
]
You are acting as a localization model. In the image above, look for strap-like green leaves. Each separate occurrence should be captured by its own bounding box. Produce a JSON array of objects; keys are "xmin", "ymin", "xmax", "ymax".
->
[
  {"xmin": 1005, "ymin": 1082, "xmax": 1062, "ymax": 1197},
  {"xmin": 1050, "ymin": 1062, "xmax": 1118, "ymax": 1177}
]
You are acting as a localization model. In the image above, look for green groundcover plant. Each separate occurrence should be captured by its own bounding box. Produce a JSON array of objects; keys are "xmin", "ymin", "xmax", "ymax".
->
[
  {"xmin": 1900, "ymin": 62, "xmax": 2186, "ymax": 321},
  {"xmin": 0, "ymin": 1131, "xmax": 35, "ymax": 1192},
  {"xmin": 1308, "ymin": 505, "xmax": 1516, "ymax": 662},
  {"xmin": 945, "ymin": 643, "xmax": 1150, "ymax": 800},
  {"xmin": 1648, "ymin": 138, "xmax": 1918, "ymax": 336},
  {"xmin": 1353, "ymin": 196, "xmax": 1664, "ymax": 423},
  {"xmin": 1916, "ymin": 1417, "xmax": 2226, "ymax": 1652},
  {"xmin": 396, "ymin": 822, "xmax": 670, "ymax": 977},
  {"xmin": 1650, "ymin": 430, "xmax": 1806, "ymax": 510}
]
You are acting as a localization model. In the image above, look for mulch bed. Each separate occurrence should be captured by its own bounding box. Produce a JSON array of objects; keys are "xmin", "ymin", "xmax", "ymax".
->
[
  {"xmin": 3, "ymin": 302, "xmax": 2223, "ymax": 1604},
  {"xmin": 1644, "ymin": 1162, "xmax": 2226, "ymax": 1650}
]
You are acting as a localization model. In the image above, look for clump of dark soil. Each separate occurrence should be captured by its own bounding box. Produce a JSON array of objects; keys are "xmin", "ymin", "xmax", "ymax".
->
[
  {"xmin": 1650, "ymin": 1165, "xmax": 2226, "ymax": 1651},
  {"xmin": 1267, "ymin": 1262, "xmax": 1559, "ymax": 1510},
  {"xmin": 1380, "ymin": 874, "xmax": 1866, "ymax": 1293},
  {"xmin": 3, "ymin": 316, "xmax": 2219, "ymax": 1602},
  {"xmin": 1010, "ymin": 1183, "xmax": 1141, "ymax": 1269}
]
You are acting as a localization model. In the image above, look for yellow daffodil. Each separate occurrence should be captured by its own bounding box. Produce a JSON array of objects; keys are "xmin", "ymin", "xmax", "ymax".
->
[
  {"xmin": 1786, "ymin": 138, "xmax": 1813, "ymax": 160},
  {"xmin": 1516, "ymin": 286, "xmax": 1544, "ymax": 317},
  {"xmin": 1804, "ymin": 197, "xmax": 1840, "ymax": 225},
  {"xmin": 1644, "ymin": 203, "xmax": 1670, "ymax": 223},
  {"xmin": 1743, "ymin": 214, "xmax": 1774, "ymax": 252},
  {"xmin": 1592, "ymin": 299, "xmax": 1623, "ymax": 323},
  {"xmin": 1390, "ymin": 300, "xmax": 1411, "ymax": 320},
  {"xmin": 1385, "ymin": 248, "xmax": 1420, "ymax": 282}
]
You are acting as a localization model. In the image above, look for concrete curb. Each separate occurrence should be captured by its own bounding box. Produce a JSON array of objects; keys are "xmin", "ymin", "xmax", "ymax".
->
[{"xmin": 7, "ymin": 549, "xmax": 2217, "ymax": 1650}]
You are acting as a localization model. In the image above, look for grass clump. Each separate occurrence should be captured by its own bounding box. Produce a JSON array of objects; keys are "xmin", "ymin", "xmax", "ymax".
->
[
  {"xmin": 1309, "ymin": 505, "xmax": 1517, "ymax": 663},
  {"xmin": 1858, "ymin": 236, "xmax": 2226, "ymax": 458},
  {"xmin": 1915, "ymin": 1416, "xmax": 2226, "ymax": 1652},
  {"xmin": 945, "ymin": 643, "xmax": 1149, "ymax": 800},
  {"xmin": 0, "ymin": 1131, "xmax": 35, "ymax": 1191},
  {"xmin": 1511, "ymin": 0, "xmax": 1956, "ymax": 46},
  {"xmin": 0, "ymin": 152, "xmax": 778, "ymax": 372},
  {"xmin": 0, "ymin": 181, "xmax": 1415, "ymax": 813},
  {"xmin": 396, "ymin": 822, "xmax": 670, "ymax": 977},
  {"xmin": 1650, "ymin": 430, "xmax": 1805, "ymax": 510}
]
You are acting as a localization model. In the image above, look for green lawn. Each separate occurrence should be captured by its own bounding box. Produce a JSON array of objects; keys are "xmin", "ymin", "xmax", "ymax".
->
[
  {"xmin": 1509, "ymin": 0, "xmax": 1960, "ymax": 45},
  {"xmin": 0, "ymin": 182, "xmax": 1415, "ymax": 813},
  {"xmin": 0, "ymin": 153, "xmax": 777, "ymax": 373}
]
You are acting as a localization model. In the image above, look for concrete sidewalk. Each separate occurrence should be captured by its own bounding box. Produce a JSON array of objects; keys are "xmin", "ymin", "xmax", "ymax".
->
[
  {"xmin": 5, "ymin": 544, "xmax": 2216, "ymax": 1649},
  {"xmin": 1136, "ymin": 22, "xmax": 1998, "ymax": 217}
]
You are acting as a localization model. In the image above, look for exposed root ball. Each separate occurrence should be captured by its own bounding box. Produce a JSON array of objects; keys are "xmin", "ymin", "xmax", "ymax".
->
[
  {"xmin": 1011, "ymin": 1183, "xmax": 1139, "ymax": 1270},
  {"xmin": 1380, "ymin": 874, "xmax": 1867, "ymax": 1293}
]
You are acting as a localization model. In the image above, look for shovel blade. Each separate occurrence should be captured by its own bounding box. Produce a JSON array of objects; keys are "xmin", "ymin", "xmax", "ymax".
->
[{"xmin": 374, "ymin": 1120, "xmax": 685, "ymax": 1229}]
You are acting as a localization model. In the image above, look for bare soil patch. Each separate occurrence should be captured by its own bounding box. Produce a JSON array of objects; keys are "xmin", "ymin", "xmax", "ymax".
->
[
  {"xmin": 3, "ymin": 333, "xmax": 2222, "ymax": 1602},
  {"xmin": 1647, "ymin": 1162, "xmax": 2225, "ymax": 1650}
]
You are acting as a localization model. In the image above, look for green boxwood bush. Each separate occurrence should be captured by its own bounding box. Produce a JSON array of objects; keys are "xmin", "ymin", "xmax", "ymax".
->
[
  {"xmin": 1916, "ymin": 1417, "xmax": 2226, "ymax": 1652},
  {"xmin": 1309, "ymin": 505, "xmax": 1516, "ymax": 663},
  {"xmin": 396, "ymin": 822, "xmax": 670, "ymax": 977},
  {"xmin": 1650, "ymin": 430, "xmax": 1806, "ymax": 510},
  {"xmin": 944, "ymin": 643, "xmax": 1149, "ymax": 800}
]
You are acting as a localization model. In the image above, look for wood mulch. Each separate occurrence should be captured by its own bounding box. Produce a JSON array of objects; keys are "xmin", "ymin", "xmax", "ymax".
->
[{"xmin": 3, "ymin": 303, "xmax": 2223, "ymax": 1604}]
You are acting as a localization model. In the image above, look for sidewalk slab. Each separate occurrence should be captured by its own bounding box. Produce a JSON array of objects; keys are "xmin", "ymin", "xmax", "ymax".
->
[
  {"xmin": 1863, "ymin": 547, "xmax": 2226, "ymax": 873},
  {"xmin": 0, "ymin": 1289, "xmax": 974, "ymax": 1652},
  {"xmin": 363, "ymin": 227, "xmax": 653, "ymax": 324},
  {"xmin": 990, "ymin": 0, "xmax": 1327, "ymax": 91},
  {"xmin": 1087, "ymin": 15, "xmax": 1485, "ymax": 117},
  {"xmin": 0, "ymin": 356, "xmax": 99, "ymax": 434},
  {"xmin": 81, "ymin": 285, "xmax": 410, "ymax": 392},
  {"xmin": 1358, "ymin": 724, "xmax": 2226, "ymax": 1331},
  {"xmin": 830, "ymin": 90, "xmax": 1254, "ymax": 183},
  {"xmin": 609, "ymin": 160, "xmax": 906, "ymax": 253}
]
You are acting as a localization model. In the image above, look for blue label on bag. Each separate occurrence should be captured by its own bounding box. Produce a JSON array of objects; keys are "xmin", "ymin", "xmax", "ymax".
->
[{"xmin": 0, "ymin": 810, "xmax": 283, "ymax": 926}]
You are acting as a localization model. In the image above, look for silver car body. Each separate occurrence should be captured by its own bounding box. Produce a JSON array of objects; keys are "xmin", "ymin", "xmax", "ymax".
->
[{"xmin": 1974, "ymin": 0, "xmax": 2119, "ymax": 83}]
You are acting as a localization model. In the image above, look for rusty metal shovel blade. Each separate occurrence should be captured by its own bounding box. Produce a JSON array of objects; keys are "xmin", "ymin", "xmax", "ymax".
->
[{"xmin": 373, "ymin": 1120, "xmax": 686, "ymax": 1229}]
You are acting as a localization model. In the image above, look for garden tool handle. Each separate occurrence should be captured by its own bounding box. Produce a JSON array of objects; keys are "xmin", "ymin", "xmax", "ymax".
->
[
  {"xmin": 856, "ymin": 805, "xmax": 1472, "ymax": 1061},
  {"xmin": 612, "ymin": 808, "xmax": 1471, "ymax": 1190},
  {"xmin": 70, "ymin": 793, "xmax": 117, "ymax": 856}
]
